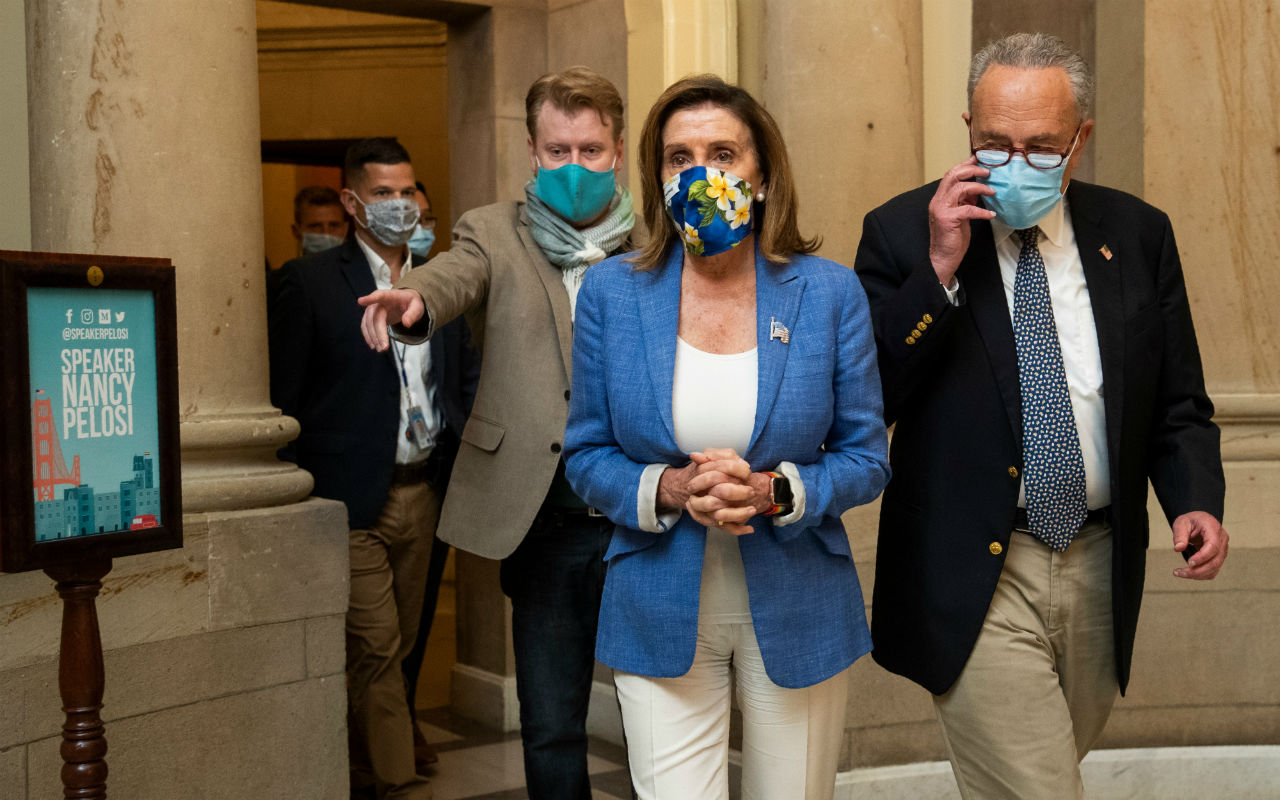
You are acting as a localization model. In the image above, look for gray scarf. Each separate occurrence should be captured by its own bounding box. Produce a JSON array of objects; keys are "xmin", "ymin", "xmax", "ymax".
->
[{"xmin": 524, "ymin": 181, "xmax": 635, "ymax": 319}]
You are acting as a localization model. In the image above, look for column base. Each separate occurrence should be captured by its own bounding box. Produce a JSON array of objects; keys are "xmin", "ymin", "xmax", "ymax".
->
[{"xmin": 180, "ymin": 410, "xmax": 312, "ymax": 514}]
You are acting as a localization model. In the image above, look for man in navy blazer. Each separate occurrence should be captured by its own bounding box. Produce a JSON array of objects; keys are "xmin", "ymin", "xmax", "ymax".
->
[
  {"xmin": 269, "ymin": 138, "xmax": 478, "ymax": 800},
  {"xmin": 855, "ymin": 34, "xmax": 1228, "ymax": 799}
]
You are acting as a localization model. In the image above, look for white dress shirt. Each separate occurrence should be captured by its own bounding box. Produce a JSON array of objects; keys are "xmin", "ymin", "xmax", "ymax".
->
[
  {"xmin": 991, "ymin": 198, "xmax": 1111, "ymax": 509},
  {"xmin": 355, "ymin": 235, "xmax": 441, "ymax": 465}
]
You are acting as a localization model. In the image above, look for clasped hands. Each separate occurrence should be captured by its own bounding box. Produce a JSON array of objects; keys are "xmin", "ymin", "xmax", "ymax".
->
[{"xmin": 658, "ymin": 448, "xmax": 774, "ymax": 536}]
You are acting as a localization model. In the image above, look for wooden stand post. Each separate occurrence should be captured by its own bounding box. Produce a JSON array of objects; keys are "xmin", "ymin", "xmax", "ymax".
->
[{"xmin": 44, "ymin": 558, "xmax": 112, "ymax": 799}]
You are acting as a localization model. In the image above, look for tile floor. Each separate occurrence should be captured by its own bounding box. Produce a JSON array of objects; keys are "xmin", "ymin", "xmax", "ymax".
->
[
  {"xmin": 412, "ymin": 556, "xmax": 639, "ymax": 799},
  {"xmin": 415, "ymin": 707, "xmax": 635, "ymax": 800}
]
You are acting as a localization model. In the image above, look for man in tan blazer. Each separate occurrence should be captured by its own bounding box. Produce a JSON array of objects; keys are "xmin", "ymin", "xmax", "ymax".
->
[{"xmin": 358, "ymin": 67, "xmax": 635, "ymax": 800}]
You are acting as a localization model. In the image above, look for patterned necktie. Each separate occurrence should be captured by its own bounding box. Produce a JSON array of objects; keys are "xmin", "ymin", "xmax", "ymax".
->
[{"xmin": 1013, "ymin": 227, "xmax": 1087, "ymax": 551}]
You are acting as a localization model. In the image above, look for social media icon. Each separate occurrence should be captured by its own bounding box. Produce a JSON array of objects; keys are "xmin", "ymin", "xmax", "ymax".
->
[
  {"xmin": 98, "ymin": 309, "xmax": 111, "ymax": 324},
  {"xmin": 65, "ymin": 309, "xmax": 73, "ymax": 323},
  {"xmin": 115, "ymin": 311, "xmax": 125, "ymax": 323},
  {"xmin": 80, "ymin": 309, "xmax": 94, "ymax": 324}
]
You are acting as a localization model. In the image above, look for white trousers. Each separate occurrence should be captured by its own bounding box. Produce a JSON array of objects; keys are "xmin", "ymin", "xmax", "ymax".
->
[{"xmin": 614, "ymin": 619, "xmax": 850, "ymax": 800}]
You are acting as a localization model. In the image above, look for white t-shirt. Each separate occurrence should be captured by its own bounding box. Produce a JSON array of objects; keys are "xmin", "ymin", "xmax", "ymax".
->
[{"xmin": 672, "ymin": 337, "xmax": 757, "ymax": 622}]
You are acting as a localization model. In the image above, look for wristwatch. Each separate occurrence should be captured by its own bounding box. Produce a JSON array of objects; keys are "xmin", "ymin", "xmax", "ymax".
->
[{"xmin": 764, "ymin": 471, "xmax": 793, "ymax": 516}]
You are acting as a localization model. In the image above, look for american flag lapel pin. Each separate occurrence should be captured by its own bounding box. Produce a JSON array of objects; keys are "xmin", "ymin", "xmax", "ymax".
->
[
  {"xmin": 769, "ymin": 317, "xmax": 790, "ymax": 344},
  {"xmin": 1099, "ymin": 244, "xmax": 1113, "ymax": 261}
]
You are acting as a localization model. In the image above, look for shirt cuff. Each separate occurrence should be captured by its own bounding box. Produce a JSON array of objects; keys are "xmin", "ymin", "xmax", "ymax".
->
[
  {"xmin": 389, "ymin": 304, "xmax": 434, "ymax": 345},
  {"xmin": 772, "ymin": 461, "xmax": 806, "ymax": 527},
  {"xmin": 941, "ymin": 276, "xmax": 965, "ymax": 307},
  {"xmin": 638, "ymin": 463, "xmax": 680, "ymax": 533}
]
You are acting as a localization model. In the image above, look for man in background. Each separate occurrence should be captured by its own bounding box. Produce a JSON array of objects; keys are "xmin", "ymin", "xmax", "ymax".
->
[
  {"xmin": 270, "ymin": 138, "xmax": 477, "ymax": 800},
  {"xmin": 267, "ymin": 185, "xmax": 350, "ymax": 301},
  {"xmin": 408, "ymin": 181, "xmax": 438, "ymax": 261},
  {"xmin": 292, "ymin": 184, "xmax": 349, "ymax": 256}
]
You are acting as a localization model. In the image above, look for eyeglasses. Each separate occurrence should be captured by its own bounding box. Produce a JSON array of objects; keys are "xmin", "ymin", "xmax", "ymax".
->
[{"xmin": 971, "ymin": 124, "xmax": 1081, "ymax": 170}]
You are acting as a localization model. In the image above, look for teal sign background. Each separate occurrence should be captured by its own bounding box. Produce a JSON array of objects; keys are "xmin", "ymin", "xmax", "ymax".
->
[{"xmin": 27, "ymin": 287, "xmax": 162, "ymax": 539}]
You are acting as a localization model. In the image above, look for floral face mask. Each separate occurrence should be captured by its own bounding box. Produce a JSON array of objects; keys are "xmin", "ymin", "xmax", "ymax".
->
[{"xmin": 663, "ymin": 166, "xmax": 754, "ymax": 257}]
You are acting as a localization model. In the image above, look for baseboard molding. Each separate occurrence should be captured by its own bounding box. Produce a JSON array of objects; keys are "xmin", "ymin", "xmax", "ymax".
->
[
  {"xmin": 449, "ymin": 663, "xmax": 519, "ymax": 732},
  {"xmin": 449, "ymin": 667, "xmax": 625, "ymax": 745},
  {"xmin": 833, "ymin": 745, "xmax": 1280, "ymax": 799},
  {"xmin": 445, "ymin": 671, "xmax": 1280, "ymax": 799}
]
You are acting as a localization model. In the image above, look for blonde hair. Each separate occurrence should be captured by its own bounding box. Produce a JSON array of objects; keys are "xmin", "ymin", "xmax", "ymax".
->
[
  {"xmin": 632, "ymin": 74, "xmax": 818, "ymax": 270},
  {"xmin": 525, "ymin": 66, "xmax": 625, "ymax": 143}
]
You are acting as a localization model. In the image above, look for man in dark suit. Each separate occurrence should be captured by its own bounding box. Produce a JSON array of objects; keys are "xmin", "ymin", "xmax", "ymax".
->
[
  {"xmin": 269, "ymin": 138, "xmax": 477, "ymax": 800},
  {"xmin": 855, "ymin": 33, "xmax": 1229, "ymax": 799}
]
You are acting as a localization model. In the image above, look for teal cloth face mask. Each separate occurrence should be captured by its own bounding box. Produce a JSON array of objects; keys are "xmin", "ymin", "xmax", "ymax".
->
[
  {"xmin": 534, "ymin": 157, "xmax": 617, "ymax": 224},
  {"xmin": 408, "ymin": 224, "xmax": 436, "ymax": 258}
]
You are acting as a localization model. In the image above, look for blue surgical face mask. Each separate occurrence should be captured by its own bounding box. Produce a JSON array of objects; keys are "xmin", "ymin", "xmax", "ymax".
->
[
  {"xmin": 664, "ymin": 166, "xmax": 755, "ymax": 258},
  {"xmin": 977, "ymin": 134, "xmax": 1079, "ymax": 230},
  {"xmin": 300, "ymin": 232, "xmax": 344, "ymax": 256},
  {"xmin": 534, "ymin": 157, "xmax": 617, "ymax": 224},
  {"xmin": 408, "ymin": 223, "xmax": 436, "ymax": 258}
]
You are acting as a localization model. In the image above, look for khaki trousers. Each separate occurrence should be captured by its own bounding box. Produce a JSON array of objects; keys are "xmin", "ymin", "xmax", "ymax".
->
[
  {"xmin": 347, "ymin": 480, "xmax": 442, "ymax": 800},
  {"xmin": 933, "ymin": 520, "xmax": 1118, "ymax": 800}
]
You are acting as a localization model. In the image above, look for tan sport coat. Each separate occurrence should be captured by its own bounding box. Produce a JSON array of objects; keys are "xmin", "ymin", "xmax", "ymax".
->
[{"xmin": 394, "ymin": 201, "xmax": 577, "ymax": 559}]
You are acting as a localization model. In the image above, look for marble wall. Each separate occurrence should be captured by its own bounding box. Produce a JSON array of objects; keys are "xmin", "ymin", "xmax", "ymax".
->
[
  {"xmin": 747, "ymin": 0, "xmax": 924, "ymax": 269},
  {"xmin": 1106, "ymin": 0, "xmax": 1280, "ymax": 751}
]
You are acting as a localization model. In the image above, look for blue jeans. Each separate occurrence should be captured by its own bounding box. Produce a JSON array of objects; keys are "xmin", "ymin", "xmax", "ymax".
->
[{"xmin": 500, "ymin": 510, "xmax": 612, "ymax": 800}]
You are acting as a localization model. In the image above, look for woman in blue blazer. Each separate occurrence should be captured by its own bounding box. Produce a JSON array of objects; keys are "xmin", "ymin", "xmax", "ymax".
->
[{"xmin": 564, "ymin": 75, "xmax": 890, "ymax": 800}]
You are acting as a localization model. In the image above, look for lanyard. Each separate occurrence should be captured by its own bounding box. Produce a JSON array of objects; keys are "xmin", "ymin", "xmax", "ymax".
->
[{"xmin": 391, "ymin": 341, "xmax": 412, "ymax": 392}]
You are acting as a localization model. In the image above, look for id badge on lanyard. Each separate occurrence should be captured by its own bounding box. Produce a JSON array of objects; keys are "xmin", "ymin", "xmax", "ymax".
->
[{"xmin": 394, "ymin": 342, "xmax": 432, "ymax": 449}]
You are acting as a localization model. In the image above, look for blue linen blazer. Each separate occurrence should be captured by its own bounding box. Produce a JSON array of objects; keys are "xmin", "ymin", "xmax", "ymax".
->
[{"xmin": 564, "ymin": 244, "xmax": 891, "ymax": 689}]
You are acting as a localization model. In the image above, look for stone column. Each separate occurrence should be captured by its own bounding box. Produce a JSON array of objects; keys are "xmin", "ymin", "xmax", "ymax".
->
[
  {"xmin": 750, "ymin": 0, "xmax": 924, "ymax": 268},
  {"xmin": 25, "ymin": 0, "xmax": 310, "ymax": 511},
  {"xmin": 7, "ymin": 2, "xmax": 348, "ymax": 797},
  {"xmin": 0, "ymin": 1, "xmax": 30, "ymax": 251},
  {"xmin": 626, "ymin": 0, "xmax": 737, "ymax": 211},
  {"xmin": 749, "ymin": 0, "xmax": 931, "ymax": 769}
]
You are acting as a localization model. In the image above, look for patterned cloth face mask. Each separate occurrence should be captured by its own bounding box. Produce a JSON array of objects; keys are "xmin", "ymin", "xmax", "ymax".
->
[
  {"xmin": 664, "ymin": 166, "xmax": 754, "ymax": 257},
  {"xmin": 351, "ymin": 194, "xmax": 420, "ymax": 247}
]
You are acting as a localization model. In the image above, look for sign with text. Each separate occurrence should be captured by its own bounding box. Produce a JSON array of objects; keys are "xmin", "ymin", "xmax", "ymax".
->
[{"xmin": 1, "ymin": 251, "xmax": 181, "ymax": 572}]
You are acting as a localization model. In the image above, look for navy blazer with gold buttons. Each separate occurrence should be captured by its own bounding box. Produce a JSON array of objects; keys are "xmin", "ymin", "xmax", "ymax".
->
[{"xmin": 855, "ymin": 179, "xmax": 1224, "ymax": 696}]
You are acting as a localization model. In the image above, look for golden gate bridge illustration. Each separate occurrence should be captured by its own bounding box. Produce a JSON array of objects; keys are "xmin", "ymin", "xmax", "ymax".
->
[{"xmin": 32, "ymin": 389, "xmax": 81, "ymax": 500}]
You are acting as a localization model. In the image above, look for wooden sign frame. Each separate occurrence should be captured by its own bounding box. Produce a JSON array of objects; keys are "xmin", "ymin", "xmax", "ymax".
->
[{"xmin": 0, "ymin": 250, "xmax": 182, "ymax": 573}]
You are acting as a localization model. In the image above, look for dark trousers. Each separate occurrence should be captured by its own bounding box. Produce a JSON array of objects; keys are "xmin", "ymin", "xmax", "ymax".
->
[
  {"xmin": 402, "ymin": 538, "xmax": 451, "ymax": 713},
  {"xmin": 499, "ymin": 510, "xmax": 613, "ymax": 800}
]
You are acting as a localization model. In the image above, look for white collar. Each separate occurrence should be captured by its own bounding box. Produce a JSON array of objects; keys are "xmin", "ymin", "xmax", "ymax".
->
[{"xmin": 990, "ymin": 192, "xmax": 1070, "ymax": 249}]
